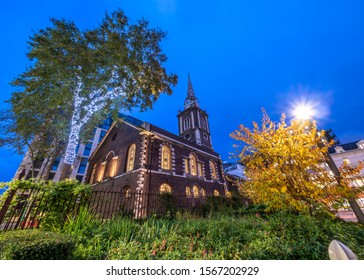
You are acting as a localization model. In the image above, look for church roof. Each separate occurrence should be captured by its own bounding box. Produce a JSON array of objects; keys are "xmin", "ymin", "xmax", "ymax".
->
[
  {"xmin": 117, "ymin": 114, "xmax": 218, "ymax": 156},
  {"xmin": 328, "ymin": 140, "xmax": 363, "ymax": 154}
]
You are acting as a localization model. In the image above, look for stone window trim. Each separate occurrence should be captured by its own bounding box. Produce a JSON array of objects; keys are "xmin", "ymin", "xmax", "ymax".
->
[
  {"xmin": 210, "ymin": 160, "xmax": 218, "ymax": 180},
  {"xmin": 183, "ymin": 153, "xmax": 204, "ymax": 178},
  {"xmin": 183, "ymin": 118, "xmax": 191, "ymax": 130},
  {"xmin": 158, "ymin": 143, "xmax": 175, "ymax": 172}
]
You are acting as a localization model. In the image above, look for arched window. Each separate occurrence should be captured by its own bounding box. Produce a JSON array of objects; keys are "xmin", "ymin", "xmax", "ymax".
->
[
  {"xmin": 126, "ymin": 143, "xmax": 136, "ymax": 172},
  {"xmin": 105, "ymin": 152, "xmax": 115, "ymax": 177},
  {"xmin": 193, "ymin": 185, "xmax": 199, "ymax": 198},
  {"xmin": 213, "ymin": 189, "xmax": 220, "ymax": 197},
  {"xmin": 183, "ymin": 118, "xmax": 191, "ymax": 130},
  {"xmin": 123, "ymin": 186, "xmax": 131, "ymax": 198},
  {"xmin": 160, "ymin": 183, "xmax": 172, "ymax": 194},
  {"xmin": 161, "ymin": 145, "xmax": 172, "ymax": 170},
  {"xmin": 210, "ymin": 160, "xmax": 217, "ymax": 179},
  {"xmin": 200, "ymin": 188, "xmax": 206, "ymax": 197},
  {"xmin": 186, "ymin": 186, "xmax": 192, "ymax": 197},
  {"xmin": 110, "ymin": 156, "xmax": 118, "ymax": 177},
  {"xmin": 190, "ymin": 153, "xmax": 197, "ymax": 176}
]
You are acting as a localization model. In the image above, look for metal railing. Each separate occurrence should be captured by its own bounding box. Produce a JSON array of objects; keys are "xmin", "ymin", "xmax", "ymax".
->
[{"xmin": 0, "ymin": 188, "xmax": 215, "ymax": 231}]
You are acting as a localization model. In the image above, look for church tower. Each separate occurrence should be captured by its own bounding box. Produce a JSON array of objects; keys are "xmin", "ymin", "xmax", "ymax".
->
[{"xmin": 177, "ymin": 74, "xmax": 212, "ymax": 149}]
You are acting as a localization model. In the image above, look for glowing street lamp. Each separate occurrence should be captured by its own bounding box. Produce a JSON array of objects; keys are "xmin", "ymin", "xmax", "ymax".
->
[{"xmin": 292, "ymin": 102, "xmax": 316, "ymax": 121}]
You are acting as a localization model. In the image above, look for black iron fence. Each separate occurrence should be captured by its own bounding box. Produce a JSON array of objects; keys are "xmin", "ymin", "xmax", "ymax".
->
[
  {"xmin": 0, "ymin": 188, "xmax": 216, "ymax": 231},
  {"xmin": 0, "ymin": 188, "xmax": 88, "ymax": 231}
]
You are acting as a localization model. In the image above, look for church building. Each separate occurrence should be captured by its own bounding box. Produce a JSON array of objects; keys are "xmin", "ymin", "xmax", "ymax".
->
[{"xmin": 85, "ymin": 75, "xmax": 226, "ymax": 215}]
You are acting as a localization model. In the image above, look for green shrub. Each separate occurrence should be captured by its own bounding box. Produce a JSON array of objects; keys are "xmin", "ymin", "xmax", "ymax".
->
[
  {"xmin": 106, "ymin": 212, "xmax": 364, "ymax": 260},
  {"xmin": 0, "ymin": 179, "xmax": 91, "ymax": 230},
  {"xmin": 0, "ymin": 229, "xmax": 75, "ymax": 260}
]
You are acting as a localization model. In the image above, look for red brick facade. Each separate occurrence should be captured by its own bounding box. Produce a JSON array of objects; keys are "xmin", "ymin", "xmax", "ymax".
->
[
  {"xmin": 86, "ymin": 120, "xmax": 226, "ymax": 201},
  {"xmin": 85, "ymin": 76, "xmax": 227, "ymax": 214}
]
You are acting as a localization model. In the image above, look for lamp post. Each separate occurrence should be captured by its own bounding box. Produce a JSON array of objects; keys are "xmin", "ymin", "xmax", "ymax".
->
[{"xmin": 292, "ymin": 104, "xmax": 364, "ymax": 224}]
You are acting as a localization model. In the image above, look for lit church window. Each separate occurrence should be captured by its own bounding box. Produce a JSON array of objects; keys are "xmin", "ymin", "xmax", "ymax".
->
[
  {"xmin": 200, "ymin": 188, "xmax": 206, "ymax": 197},
  {"xmin": 160, "ymin": 183, "xmax": 172, "ymax": 194},
  {"xmin": 161, "ymin": 145, "xmax": 172, "ymax": 170},
  {"xmin": 193, "ymin": 185, "xmax": 199, "ymax": 197},
  {"xmin": 213, "ymin": 189, "xmax": 220, "ymax": 196},
  {"xmin": 186, "ymin": 186, "xmax": 192, "ymax": 197},
  {"xmin": 210, "ymin": 160, "xmax": 217, "ymax": 179},
  {"xmin": 110, "ymin": 156, "xmax": 118, "ymax": 177},
  {"xmin": 190, "ymin": 153, "xmax": 197, "ymax": 176},
  {"xmin": 105, "ymin": 151, "xmax": 115, "ymax": 177},
  {"xmin": 126, "ymin": 143, "xmax": 136, "ymax": 172},
  {"xmin": 98, "ymin": 162, "xmax": 106, "ymax": 181},
  {"xmin": 123, "ymin": 186, "xmax": 131, "ymax": 198}
]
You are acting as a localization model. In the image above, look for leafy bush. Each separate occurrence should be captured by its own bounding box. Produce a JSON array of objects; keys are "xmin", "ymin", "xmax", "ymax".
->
[
  {"xmin": 106, "ymin": 212, "xmax": 364, "ymax": 260},
  {"xmin": 0, "ymin": 179, "xmax": 91, "ymax": 230},
  {"xmin": 0, "ymin": 229, "xmax": 75, "ymax": 260},
  {"xmin": 4, "ymin": 203, "xmax": 362, "ymax": 260}
]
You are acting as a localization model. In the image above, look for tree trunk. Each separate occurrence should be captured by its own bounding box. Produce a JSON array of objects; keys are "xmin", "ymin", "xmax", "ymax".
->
[
  {"xmin": 348, "ymin": 198, "xmax": 364, "ymax": 224},
  {"xmin": 325, "ymin": 152, "xmax": 364, "ymax": 224},
  {"xmin": 59, "ymin": 162, "xmax": 73, "ymax": 181}
]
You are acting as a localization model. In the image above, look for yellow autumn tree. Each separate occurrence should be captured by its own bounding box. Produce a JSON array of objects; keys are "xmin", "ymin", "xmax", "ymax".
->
[{"xmin": 230, "ymin": 110, "xmax": 361, "ymax": 213}]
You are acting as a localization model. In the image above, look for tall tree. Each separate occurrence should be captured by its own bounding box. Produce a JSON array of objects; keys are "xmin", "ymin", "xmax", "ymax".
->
[
  {"xmin": 6, "ymin": 9, "xmax": 177, "ymax": 178},
  {"xmin": 0, "ymin": 106, "xmax": 66, "ymax": 179},
  {"xmin": 230, "ymin": 110, "xmax": 363, "ymax": 217}
]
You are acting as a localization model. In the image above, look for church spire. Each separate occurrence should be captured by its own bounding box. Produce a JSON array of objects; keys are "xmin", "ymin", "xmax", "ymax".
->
[
  {"xmin": 184, "ymin": 73, "xmax": 199, "ymax": 109},
  {"xmin": 178, "ymin": 73, "xmax": 212, "ymax": 148},
  {"xmin": 187, "ymin": 73, "xmax": 195, "ymax": 98}
]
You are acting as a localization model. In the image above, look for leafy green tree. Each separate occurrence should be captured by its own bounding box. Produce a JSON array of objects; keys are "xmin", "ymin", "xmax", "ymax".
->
[
  {"xmin": 230, "ymin": 110, "xmax": 363, "ymax": 216},
  {"xmin": 0, "ymin": 107, "xmax": 66, "ymax": 179},
  {"xmin": 5, "ymin": 9, "xmax": 177, "ymax": 179}
]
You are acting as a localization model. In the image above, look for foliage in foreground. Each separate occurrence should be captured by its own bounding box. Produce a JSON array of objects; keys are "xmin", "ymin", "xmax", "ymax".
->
[
  {"xmin": 59, "ymin": 210, "xmax": 364, "ymax": 260},
  {"xmin": 0, "ymin": 229, "xmax": 75, "ymax": 260},
  {"xmin": 0, "ymin": 179, "xmax": 91, "ymax": 230}
]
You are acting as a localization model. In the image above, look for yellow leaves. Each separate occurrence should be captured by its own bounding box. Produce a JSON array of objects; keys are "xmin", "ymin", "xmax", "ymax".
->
[
  {"xmin": 231, "ymin": 109, "xmax": 352, "ymax": 212},
  {"xmin": 281, "ymin": 186, "xmax": 287, "ymax": 193}
]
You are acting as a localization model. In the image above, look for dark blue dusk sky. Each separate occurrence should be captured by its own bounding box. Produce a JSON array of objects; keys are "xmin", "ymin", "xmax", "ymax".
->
[{"xmin": 1, "ymin": 0, "xmax": 364, "ymax": 182}]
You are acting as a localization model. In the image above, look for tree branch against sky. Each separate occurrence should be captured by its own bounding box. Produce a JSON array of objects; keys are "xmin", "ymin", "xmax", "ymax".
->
[{"xmin": 5, "ymin": 9, "xmax": 177, "ymax": 177}]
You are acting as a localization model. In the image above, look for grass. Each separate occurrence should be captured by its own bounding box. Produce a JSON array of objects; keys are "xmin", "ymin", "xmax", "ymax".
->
[{"xmin": 54, "ymin": 209, "xmax": 364, "ymax": 260}]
